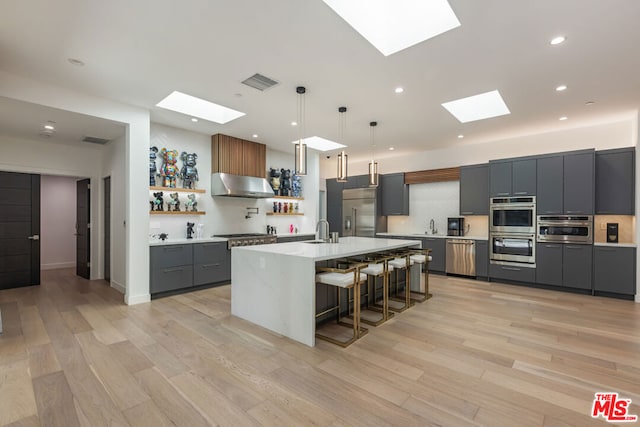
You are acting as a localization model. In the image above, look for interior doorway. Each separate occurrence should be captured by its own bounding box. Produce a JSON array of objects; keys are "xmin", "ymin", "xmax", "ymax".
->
[{"xmin": 76, "ymin": 179, "xmax": 91, "ymax": 279}]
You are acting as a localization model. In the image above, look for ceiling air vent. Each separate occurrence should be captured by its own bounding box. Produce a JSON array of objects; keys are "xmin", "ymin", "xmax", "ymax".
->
[
  {"xmin": 82, "ymin": 136, "xmax": 111, "ymax": 145},
  {"xmin": 241, "ymin": 73, "xmax": 279, "ymax": 91}
]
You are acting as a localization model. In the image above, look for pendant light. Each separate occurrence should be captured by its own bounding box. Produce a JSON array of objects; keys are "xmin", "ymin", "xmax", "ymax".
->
[
  {"xmin": 294, "ymin": 86, "xmax": 307, "ymax": 175},
  {"xmin": 368, "ymin": 121, "xmax": 379, "ymax": 187},
  {"xmin": 336, "ymin": 106, "xmax": 348, "ymax": 182}
]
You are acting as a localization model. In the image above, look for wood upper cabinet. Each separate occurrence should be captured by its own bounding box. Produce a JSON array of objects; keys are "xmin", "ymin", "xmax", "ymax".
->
[{"xmin": 211, "ymin": 134, "xmax": 266, "ymax": 178}]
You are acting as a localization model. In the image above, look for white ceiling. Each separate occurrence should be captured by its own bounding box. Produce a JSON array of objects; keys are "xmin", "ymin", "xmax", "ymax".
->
[{"xmin": 1, "ymin": 0, "xmax": 639, "ymax": 161}]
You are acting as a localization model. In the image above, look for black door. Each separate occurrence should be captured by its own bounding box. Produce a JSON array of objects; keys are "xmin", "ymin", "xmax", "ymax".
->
[
  {"xmin": 0, "ymin": 171, "xmax": 40, "ymax": 289},
  {"xmin": 76, "ymin": 179, "xmax": 90, "ymax": 279},
  {"xmin": 104, "ymin": 177, "xmax": 110, "ymax": 282}
]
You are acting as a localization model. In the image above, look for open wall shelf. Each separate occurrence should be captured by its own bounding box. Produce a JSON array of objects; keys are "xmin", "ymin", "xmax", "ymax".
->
[
  {"xmin": 150, "ymin": 186, "xmax": 206, "ymax": 194},
  {"xmin": 150, "ymin": 211, "xmax": 205, "ymax": 215},
  {"xmin": 266, "ymin": 213, "xmax": 304, "ymax": 216},
  {"xmin": 270, "ymin": 195, "xmax": 304, "ymax": 200}
]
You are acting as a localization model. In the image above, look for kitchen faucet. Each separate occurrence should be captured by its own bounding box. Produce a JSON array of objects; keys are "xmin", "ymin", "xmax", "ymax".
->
[
  {"xmin": 316, "ymin": 219, "xmax": 330, "ymax": 242},
  {"xmin": 429, "ymin": 219, "xmax": 438, "ymax": 235}
]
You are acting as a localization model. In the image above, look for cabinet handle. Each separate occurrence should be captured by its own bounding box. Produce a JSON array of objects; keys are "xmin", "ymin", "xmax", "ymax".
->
[
  {"xmin": 200, "ymin": 243, "xmax": 220, "ymax": 248},
  {"xmin": 544, "ymin": 244, "xmax": 561, "ymax": 248},
  {"xmin": 201, "ymin": 263, "xmax": 221, "ymax": 268},
  {"xmin": 497, "ymin": 192, "xmax": 509, "ymax": 196},
  {"xmin": 503, "ymin": 267, "xmax": 521, "ymax": 271},
  {"xmin": 543, "ymin": 211, "xmax": 560, "ymax": 214},
  {"xmin": 565, "ymin": 245, "xmax": 583, "ymax": 249},
  {"xmin": 596, "ymin": 248, "xmax": 616, "ymax": 252},
  {"xmin": 461, "ymin": 211, "xmax": 474, "ymax": 215},
  {"xmin": 163, "ymin": 267, "xmax": 184, "ymax": 273},
  {"xmin": 565, "ymin": 210, "xmax": 582, "ymax": 214},
  {"xmin": 164, "ymin": 247, "xmax": 184, "ymax": 252},
  {"xmin": 513, "ymin": 191, "xmax": 527, "ymax": 195}
]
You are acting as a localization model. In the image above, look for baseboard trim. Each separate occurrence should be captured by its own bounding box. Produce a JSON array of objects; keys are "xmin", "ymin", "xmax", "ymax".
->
[
  {"xmin": 110, "ymin": 281, "xmax": 126, "ymax": 294},
  {"xmin": 41, "ymin": 262, "xmax": 75, "ymax": 270},
  {"xmin": 125, "ymin": 293, "xmax": 151, "ymax": 305}
]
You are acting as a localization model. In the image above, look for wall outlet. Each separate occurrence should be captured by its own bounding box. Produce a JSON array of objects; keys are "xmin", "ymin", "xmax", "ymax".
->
[{"xmin": 600, "ymin": 223, "xmax": 607, "ymax": 230}]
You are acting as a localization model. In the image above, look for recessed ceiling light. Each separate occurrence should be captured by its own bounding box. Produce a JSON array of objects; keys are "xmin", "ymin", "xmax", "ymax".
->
[
  {"xmin": 559, "ymin": 116, "xmax": 568, "ymax": 121},
  {"xmin": 44, "ymin": 124, "xmax": 55, "ymax": 130},
  {"xmin": 291, "ymin": 121, "xmax": 298, "ymax": 126},
  {"xmin": 156, "ymin": 91, "xmax": 245, "ymax": 124},
  {"xmin": 441, "ymin": 90, "xmax": 510, "ymax": 123},
  {"xmin": 555, "ymin": 85, "xmax": 567, "ymax": 92},
  {"xmin": 586, "ymin": 101, "xmax": 595, "ymax": 106},
  {"xmin": 67, "ymin": 58, "xmax": 85, "ymax": 66},
  {"xmin": 388, "ymin": 147, "xmax": 395, "ymax": 151},
  {"xmin": 458, "ymin": 134, "xmax": 464, "ymax": 139},
  {"xmin": 550, "ymin": 35, "xmax": 566, "ymax": 45},
  {"xmin": 191, "ymin": 118, "xmax": 198, "ymax": 122},
  {"xmin": 395, "ymin": 87, "xmax": 404, "ymax": 94},
  {"xmin": 252, "ymin": 134, "xmax": 258, "ymax": 138},
  {"xmin": 290, "ymin": 136, "xmax": 346, "ymax": 152},
  {"xmin": 321, "ymin": 0, "xmax": 461, "ymax": 56}
]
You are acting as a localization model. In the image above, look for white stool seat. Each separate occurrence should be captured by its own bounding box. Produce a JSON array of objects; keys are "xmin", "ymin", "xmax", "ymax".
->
[
  {"xmin": 361, "ymin": 263, "xmax": 385, "ymax": 276},
  {"xmin": 410, "ymin": 254, "xmax": 426, "ymax": 263},
  {"xmin": 389, "ymin": 257, "xmax": 413, "ymax": 269},
  {"xmin": 316, "ymin": 272, "xmax": 367, "ymax": 288}
]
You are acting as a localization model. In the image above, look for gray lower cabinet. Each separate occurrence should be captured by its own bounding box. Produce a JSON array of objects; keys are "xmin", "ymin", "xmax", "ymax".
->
[
  {"xmin": 594, "ymin": 246, "xmax": 636, "ymax": 295},
  {"xmin": 475, "ymin": 240, "xmax": 488, "ymax": 277},
  {"xmin": 459, "ymin": 164, "xmax": 488, "ymax": 215},
  {"xmin": 536, "ymin": 243, "xmax": 563, "ymax": 286},
  {"xmin": 150, "ymin": 244, "xmax": 193, "ymax": 294},
  {"xmin": 381, "ymin": 173, "xmax": 409, "ymax": 216},
  {"xmin": 536, "ymin": 156, "xmax": 564, "ymax": 215},
  {"xmin": 193, "ymin": 242, "xmax": 230, "ymax": 286},
  {"xmin": 595, "ymin": 148, "xmax": 635, "ymax": 215},
  {"xmin": 326, "ymin": 178, "xmax": 343, "ymax": 234},
  {"xmin": 489, "ymin": 264, "xmax": 535, "ymax": 283},
  {"xmin": 422, "ymin": 237, "xmax": 445, "ymax": 272},
  {"xmin": 562, "ymin": 244, "xmax": 592, "ymax": 290},
  {"xmin": 277, "ymin": 234, "xmax": 315, "ymax": 243},
  {"xmin": 563, "ymin": 152, "xmax": 594, "ymax": 215}
]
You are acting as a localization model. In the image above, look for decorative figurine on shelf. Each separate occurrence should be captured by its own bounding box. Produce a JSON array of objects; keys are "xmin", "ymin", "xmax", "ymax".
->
[
  {"xmin": 288, "ymin": 202, "xmax": 293, "ymax": 213},
  {"xmin": 167, "ymin": 192, "xmax": 180, "ymax": 211},
  {"xmin": 283, "ymin": 203, "xmax": 288, "ymax": 213},
  {"xmin": 186, "ymin": 222, "xmax": 195, "ymax": 239},
  {"xmin": 280, "ymin": 168, "xmax": 291, "ymax": 196},
  {"xmin": 159, "ymin": 148, "xmax": 179, "ymax": 188},
  {"xmin": 179, "ymin": 152, "xmax": 199, "ymax": 189},
  {"xmin": 185, "ymin": 193, "xmax": 198, "ymax": 212},
  {"xmin": 149, "ymin": 146, "xmax": 158, "ymax": 186},
  {"xmin": 158, "ymin": 233, "xmax": 168, "ymax": 241},
  {"xmin": 278, "ymin": 202, "xmax": 282, "ymax": 213},
  {"xmin": 273, "ymin": 201, "xmax": 277, "ymax": 213},
  {"xmin": 268, "ymin": 168, "xmax": 281, "ymax": 196},
  {"xmin": 291, "ymin": 174, "xmax": 302, "ymax": 197},
  {"xmin": 151, "ymin": 191, "xmax": 164, "ymax": 211},
  {"xmin": 294, "ymin": 202, "xmax": 299, "ymax": 213}
]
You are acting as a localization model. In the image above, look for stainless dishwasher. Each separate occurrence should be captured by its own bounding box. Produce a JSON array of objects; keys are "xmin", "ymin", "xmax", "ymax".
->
[{"xmin": 446, "ymin": 239, "xmax": 476, "ymax": 276}]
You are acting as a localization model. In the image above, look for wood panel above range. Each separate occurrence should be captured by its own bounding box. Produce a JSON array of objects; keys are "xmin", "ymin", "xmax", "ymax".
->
[{"xmin": 211, "ymin": 134, "xmax": 266, "ymax": 178}]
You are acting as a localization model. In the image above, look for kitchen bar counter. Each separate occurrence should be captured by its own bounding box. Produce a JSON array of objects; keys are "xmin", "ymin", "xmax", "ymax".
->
[
  {"xmin": 377, "ymin": 232, "xmax": 489, "ymax": 241},
  {"xmin": 149, "ymin": 236, "xmax": 228, "ymax": 246},
  {"xmin": 231, "ymin": 236, "xmax": 421, "ymax": 346}
]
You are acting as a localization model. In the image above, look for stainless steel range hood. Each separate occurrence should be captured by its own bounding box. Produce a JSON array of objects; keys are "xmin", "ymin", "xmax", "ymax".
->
[{"xmin": 211, "ymin": 173, "xmax": 274, "ymax": 198}]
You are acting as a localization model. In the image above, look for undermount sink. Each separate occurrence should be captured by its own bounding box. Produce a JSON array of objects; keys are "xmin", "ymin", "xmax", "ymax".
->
[{"xmin": 304, "ymin": 240, "xmax": 328, "ymax": 244}]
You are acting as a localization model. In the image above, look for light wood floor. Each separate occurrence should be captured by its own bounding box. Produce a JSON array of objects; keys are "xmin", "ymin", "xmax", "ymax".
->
[{"xmin": 1, "ymin": 269, "xmax": 639, "ymax": 427}]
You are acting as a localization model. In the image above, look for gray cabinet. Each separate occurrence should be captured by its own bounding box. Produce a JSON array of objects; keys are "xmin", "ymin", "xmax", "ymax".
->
[
  {"xmin": 563, "ymin": 152, "xmax": 594, "ymax": 215},
  {"xmin": 326, "ymin": 179, "xmax": 343, "ymax": 234},
  {"xmin": 460, "ymin": 164, "xmax": 488, "ymax": 215},
  {"xmin": 562, "ymin": 244, "xmax": 592, "ymax": 290},
  {"xmin": 536, "ymin": 243, "xmax": 563, "ymax": 286},
  {"xmin": 489, "ymin": 161, "xmax": 512, "ymax": 197},
  {"xmin": 489, "ymin": 264, "xmax": 535, "ymax": 283},
  {"xmin": 150, "ymin": 245, "xmax": 194, "ymax": 294},
  {"xmin": 475, "ymin": 240, "xmax": 488, "ymax": 278},
  {"xmin": 489, "ymin": 159, "xmax": 536, "ymax": 197},
  {"xmin": 381, "ymin": 173, "xmax": 409, "ymax": 216},
  {"xmin": 595, "ymin": 148, "xmax": 635, "ymax": 215},
  {"xmin": 536, "ymin": 156, "xmax": 564, "ymax": 215},
  {"xmin": 422, "ymin": 237, "xmax": 445, "ymax": 272},
  {"xmin": 193, "ymin": 242, "xmax": 230, "ymax": 286},
  {"xmin": 594, "ymin": 246, "xmax": 636, "ymax": 295},
  {"xmin": 277, "ymin": 234, "xmax": 315, "ymax": 243}
]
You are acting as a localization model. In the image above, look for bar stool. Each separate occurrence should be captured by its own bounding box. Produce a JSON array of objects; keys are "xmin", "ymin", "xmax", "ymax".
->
[
  {"xmin": 407, "ymin": 248, "xmax": 433, "ymax": 302},
  {"xmin": 357, "ymin": 254, "xmax": 395, "ymax": 325},
  {"xmin": 315, "ymin": 265, "xmax": 368, "ymax": 347},
  {"xmin": 387, "ymin": 251, "xmax": 415, "ymax": 313}
]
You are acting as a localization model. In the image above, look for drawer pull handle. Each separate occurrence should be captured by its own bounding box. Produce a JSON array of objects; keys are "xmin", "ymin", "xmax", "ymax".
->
[
  {"xmin": 544, "ymin": 244, "xmax": 561, "ymax": 248},
  {"xmin": 163, "ymin": 267, "xmax": 184, "ymax": 273},
  {"xmin": 513, "ymin": 192, "xmax": 527, "ymax": 195},
  {"xmin": 201, "ymin": 263, "xmax": 221, "ymax": 268},
  {"xmin": 461, "ymin": 211, "xmax": 474, "ymax": 215},
  {"xmin": 503, "ymin": 267, "xmax": 521, "ymax": 271},
  {"xmin": 565, "ymin": 246, "xmax": 582, "ymax": 249},
  {"xmin": 597, "ymin": 248, "xmax": 616, "ymax": 252}
]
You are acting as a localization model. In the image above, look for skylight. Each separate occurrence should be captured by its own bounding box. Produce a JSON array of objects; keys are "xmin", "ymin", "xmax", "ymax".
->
[
  {"xmin": 321, "ymin": 0, "xmax": 461, "ymax": 56},
  {"xmin": 291, "ymin": 136, "xmax": 346, "ymax": 152},
  {"xmin": 156, "ymin": 91, "xmax": 245, "ymax": 124},
  {"xmin": 441, "ymin": 90, "xmax": 511, "ymax": 123}
]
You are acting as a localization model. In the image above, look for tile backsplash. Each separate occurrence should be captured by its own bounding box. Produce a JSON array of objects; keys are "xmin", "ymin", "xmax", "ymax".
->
[{"xmin": 594, "ymin": 215, "xmax": 636, "ymax": 243}]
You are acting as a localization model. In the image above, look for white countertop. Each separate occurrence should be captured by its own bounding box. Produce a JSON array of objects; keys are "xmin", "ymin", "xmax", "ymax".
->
[
  {"xmin": 377, "ymin": 232, "xmax": 488, "ymax": 241},
  {"xmin": 232, "ymin": 236, "xmax": 422, "ymax": 261},
  {"xmin": 594, "ymin": 242, "xmax": 637, "ymax": 248},
  {"xmin": 275, "ymin": 233, "xmax": 315, "ymax": 238},
  {"xmin": 149, "ymin": 237, "xmax": 228, "ymax": 246}
]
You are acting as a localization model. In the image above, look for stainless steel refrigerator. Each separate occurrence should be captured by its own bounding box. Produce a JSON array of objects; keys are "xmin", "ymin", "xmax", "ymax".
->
[{"xmin": 342, "ymin": 188, "xmax": 387, "ymax": 237}]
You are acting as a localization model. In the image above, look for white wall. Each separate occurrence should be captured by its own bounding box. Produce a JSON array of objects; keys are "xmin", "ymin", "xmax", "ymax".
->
[
  {"xmin": 149, "ymin": 124, "xmax": 319, "ymax": 239},
  {"xmin": 102, "ymin": 136, "xmax": 126, "ymax": 292},
  {"xmin": 40, "ymin": 175, "xmax": 77, "ymax": 270}
]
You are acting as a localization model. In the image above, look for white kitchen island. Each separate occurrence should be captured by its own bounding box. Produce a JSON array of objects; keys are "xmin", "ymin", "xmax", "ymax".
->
[{"xmin": 231, "ymin": 236, "xmax": 421, "ymax": 346}]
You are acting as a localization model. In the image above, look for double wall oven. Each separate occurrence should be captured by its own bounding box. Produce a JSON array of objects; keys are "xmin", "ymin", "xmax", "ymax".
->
[{"xmin": 490, "ymin": 196, "xmax": 536, "ymax": 267}]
